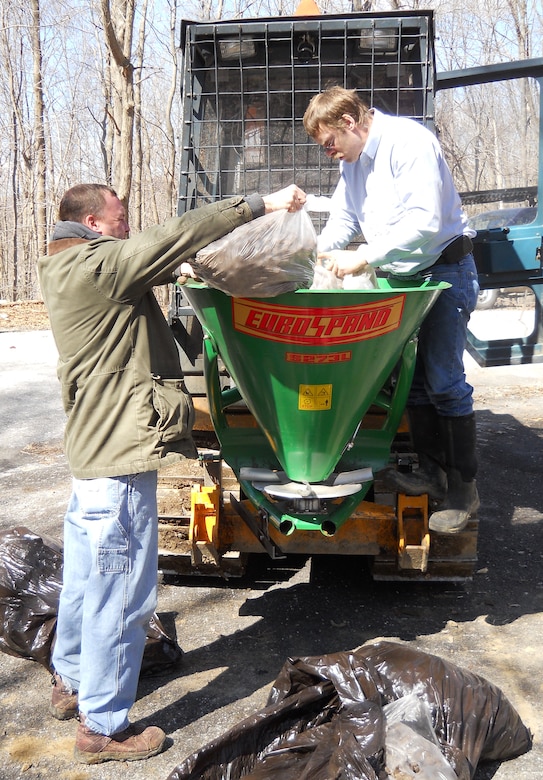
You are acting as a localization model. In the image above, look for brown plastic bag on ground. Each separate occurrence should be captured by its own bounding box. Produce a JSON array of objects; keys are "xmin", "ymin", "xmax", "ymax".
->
[
  {"xmin": 167, "ymin": 640, "xmax": 532, "ymax": 780},
  {"xmin": 190, "ymin": 208, "xmax": 317, "ymax": 297},
  {"xmin": 0, "ymin": 526, "xmax": 183, "ymax": 674}
]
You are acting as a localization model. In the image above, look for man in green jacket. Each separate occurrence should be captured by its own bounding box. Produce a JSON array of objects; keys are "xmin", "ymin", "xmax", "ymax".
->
[{"xmin": 38, "ymin": 182, "xmax": 306, "ymax": 764}]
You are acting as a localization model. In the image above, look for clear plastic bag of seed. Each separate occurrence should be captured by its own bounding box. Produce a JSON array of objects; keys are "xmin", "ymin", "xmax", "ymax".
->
[{"xmin": 190, "ymin": 208, "xmax": 317, "ymax": 297}]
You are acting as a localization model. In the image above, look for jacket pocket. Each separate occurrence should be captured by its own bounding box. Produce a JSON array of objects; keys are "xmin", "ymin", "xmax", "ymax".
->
[
  {"xmin": 61, "ymin": 380, "xmax": 77, "ymax": 414},
  {"xmin": 151, "ymin": 375, "xmax": 195, "ymax": 443}
]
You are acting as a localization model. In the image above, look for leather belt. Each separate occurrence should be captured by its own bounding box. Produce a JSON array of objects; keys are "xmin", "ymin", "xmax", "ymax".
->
[{"xmin": 433, "ymin": 235, "xmax": 473, "ymax": 266}]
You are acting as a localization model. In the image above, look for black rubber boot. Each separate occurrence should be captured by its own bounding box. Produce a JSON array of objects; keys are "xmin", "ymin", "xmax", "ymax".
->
[
  {"xmin": 377, "ymin": 405, "xmax": 447, "ymax": 501},
  {"xmin": 429, "ymin": 414, "xmax": 480, "ymax": 534}
]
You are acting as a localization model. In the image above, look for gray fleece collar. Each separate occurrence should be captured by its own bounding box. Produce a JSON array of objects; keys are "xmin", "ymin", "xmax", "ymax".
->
[{"xmin": 50, "ymin": 221, "xmax": 102, "ymax": 241}]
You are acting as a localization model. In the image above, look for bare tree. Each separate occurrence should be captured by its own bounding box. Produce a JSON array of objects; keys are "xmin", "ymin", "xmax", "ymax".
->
[
  {"xmin": 0, "ymin": 4, "xmax": 28, "ymax": 300},
  {"xmin": 31, "ymin": 0, "xmax": 47, "ymax": 260},
  {"xmin": 0, "ymin": 0, "xmax": 542, "ymax": 300},
  {"xmin": 132, "ymin": 0, "xmax": 149, "ymax": 231},
  {"xmin": 99, "ymin": 0, "xmax": 137, "ymax": 209},
  {"xmin": 164, "ymin": 0, "xmax": 180, "ymax": 217},
  {"xmin": 433, "ymin": 0, "xmax": 539, "ymax": 208}
]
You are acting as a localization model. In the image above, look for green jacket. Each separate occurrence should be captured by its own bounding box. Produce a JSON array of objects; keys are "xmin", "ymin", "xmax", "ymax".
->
[{"xmin": 38, "ymin": 196, "xmax": 259, "ymax": 479}]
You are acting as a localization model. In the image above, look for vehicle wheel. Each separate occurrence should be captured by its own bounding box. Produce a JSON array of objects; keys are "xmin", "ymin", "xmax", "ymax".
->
[{"xmin": 476, "ymin": 288, "xmax": 499, "ymax": 310}]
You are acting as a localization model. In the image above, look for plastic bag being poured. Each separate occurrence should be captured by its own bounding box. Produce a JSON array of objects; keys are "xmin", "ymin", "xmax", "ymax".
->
[{"xmin": 190, "ymin": 208, "xmax": 317, "ymax": 297}]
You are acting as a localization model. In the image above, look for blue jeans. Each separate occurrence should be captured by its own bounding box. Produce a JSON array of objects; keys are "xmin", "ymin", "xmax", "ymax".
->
[
  {"xmin": 407, "ymin": 254, "xmax": 480, "ymax": 416},
  {"xmin": 52, "ymin": 471, "xmax": 158, "ymax": 736}
]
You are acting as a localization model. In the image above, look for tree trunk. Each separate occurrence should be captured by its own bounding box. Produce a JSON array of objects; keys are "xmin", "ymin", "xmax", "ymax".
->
[
  {"xmin": 31, "ymin": 0, "xmax": 47, "ymax": 260},
  {"xmin": 132, "ymin": 0, "xmax": 148, "ymax": 231},
  {"xmin": 100, "ymin": 0, "xmax": 137, "ymax": 211}
]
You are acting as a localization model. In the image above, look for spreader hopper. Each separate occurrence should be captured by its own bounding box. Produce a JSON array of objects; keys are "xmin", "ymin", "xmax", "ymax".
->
[{"xmin": 183, "ymin": 278, "xmax": 448, "ymax": 538}]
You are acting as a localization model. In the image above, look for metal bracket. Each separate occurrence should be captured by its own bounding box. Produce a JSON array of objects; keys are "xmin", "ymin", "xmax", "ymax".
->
[
  {"xmin": 229, "ymin": 493, "xmax": 286, "ymax": 560},
  {"xmin": 397, "ymin": 493, "xmax": 430, "ymax": 572},
  {"xmin": 190, "ymin": 484, "xmax": 221, "ymax": 568}
]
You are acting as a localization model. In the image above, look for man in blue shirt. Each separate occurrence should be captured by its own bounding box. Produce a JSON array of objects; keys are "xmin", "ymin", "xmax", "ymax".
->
[{"xmin": 303, "ymin": 86, "xmax": 480, "ymax": 534}]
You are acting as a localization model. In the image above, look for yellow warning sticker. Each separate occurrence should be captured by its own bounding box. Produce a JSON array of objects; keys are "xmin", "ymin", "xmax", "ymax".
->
[{"xmin": 298, "ymin": 384, "xmax": 332, "ymax": 411}]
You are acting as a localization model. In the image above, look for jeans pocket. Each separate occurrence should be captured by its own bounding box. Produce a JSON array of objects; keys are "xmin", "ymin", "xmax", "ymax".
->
[
  {"xmin": 74, "ymin": 477, "xmax": 129, "ymax": 573},
  {"xmin": 97, "ymin": 544, "xmax": 129, "ymax": 573},
  {"xmin": 457, "ymin": 256, "xmax": 480, "ymax": 314},
  {"xmin": 151, "ymin": 375, "xmax": 195, "ymax": 443},
  {"xmin": 467, "ymin": 271, "xmax": 480, "ymax": 313},
  {"xmin": 76, "ymin": 477, "xmax": 122, "ymax": 518}
]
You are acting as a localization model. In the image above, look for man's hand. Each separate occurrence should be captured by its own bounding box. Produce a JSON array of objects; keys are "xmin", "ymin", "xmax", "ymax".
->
[
  {"xmin": 318, "ymin": 250, "xmax": 368, "ymax": 279},
  {"xmin": 262, "ymin": 184, "xmax": 307, "ymax": 213},
  {"xmin": 176, "ymin": 261, "xmax": 199, "ymax": 285}
]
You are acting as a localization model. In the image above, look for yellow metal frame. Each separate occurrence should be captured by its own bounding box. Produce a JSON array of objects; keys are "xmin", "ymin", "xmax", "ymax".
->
[
  {"xmin": 177, "ymin": 482, "xmax": 476, "ymax": 581},
  {"xmin": 189, "ymin": 482, "xmax": 397, "ymax": 556},
  {"xmin": 396, "ymin": 493, "xmax": 430, "ymax": 572},
  {"xmin": 189, "ymin": 484, "xmax": 221, "ymax": 566}
]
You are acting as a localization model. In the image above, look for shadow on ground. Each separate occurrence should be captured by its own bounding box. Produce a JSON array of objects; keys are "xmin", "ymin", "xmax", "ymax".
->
[{"xmin": 130, "ymin": 407, "xmax": 543, "ymax": 779}]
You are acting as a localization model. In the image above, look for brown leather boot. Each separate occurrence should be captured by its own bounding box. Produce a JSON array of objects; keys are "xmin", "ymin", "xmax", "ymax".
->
[
  {"xmin": 50, "ymin": 672, "xmax": 78, "ymax": 720},
  {"xmin": 74, "ymin": 719, "xmax": 166, "ymax": 764}
]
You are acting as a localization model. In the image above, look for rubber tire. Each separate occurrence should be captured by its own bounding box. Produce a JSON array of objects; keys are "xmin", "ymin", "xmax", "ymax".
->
[{"xmin": 476, "ymin": 288, "xmax": 499, "ymax": 310}]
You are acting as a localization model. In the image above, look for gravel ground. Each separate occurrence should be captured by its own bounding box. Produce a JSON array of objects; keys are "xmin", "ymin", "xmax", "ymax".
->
[{"xmin": 1, "ymin": 315, "xmax": 543, "ymax": 780}]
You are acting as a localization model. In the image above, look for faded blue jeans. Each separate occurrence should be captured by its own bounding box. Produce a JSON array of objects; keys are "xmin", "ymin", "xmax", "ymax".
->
[
  {"xmin": 406, "ymin": 253, "xmax": 480, "ymax": 416},
  {"xmin": 52, "ymin": 471, "xmax": 158, "ymax": 736}
]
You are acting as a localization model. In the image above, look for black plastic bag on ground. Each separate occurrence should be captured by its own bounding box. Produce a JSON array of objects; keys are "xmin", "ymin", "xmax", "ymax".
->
[
  {"xmin": 167, "ymin": 641, "xmax": 532, "ymax": 780},
  {"xmin": 0, "ymin": 526, "xmax": 183, "ymax": 674},
  {"xmin": 190, "ymin": 208, "xmax": 317, "ymax": 297},
  {"xmin": 0, "ymin": 527, "xmax": 61, "ymax": 668},
  {"xmin": 358, "ymin": 641, "xmax": 532, "ymax": 776},
  {"xmin": 142, "ymin": 612, "xmax": 184, "ymax": 676}
]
